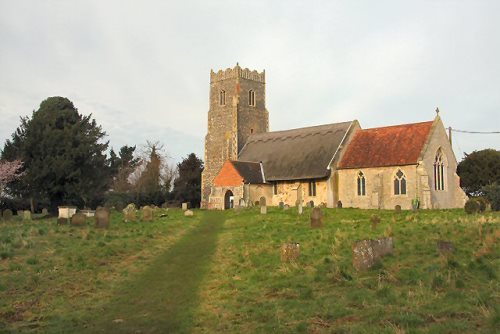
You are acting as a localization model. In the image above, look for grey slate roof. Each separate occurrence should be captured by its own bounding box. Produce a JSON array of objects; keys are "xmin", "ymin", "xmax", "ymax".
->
[
  {"xmin": 239, "ymin": 121, "xmax": 354, "ymax": 181},
  {"xmin": 231, "ymin": 161, "xmax": 264, "ymax": 184}
]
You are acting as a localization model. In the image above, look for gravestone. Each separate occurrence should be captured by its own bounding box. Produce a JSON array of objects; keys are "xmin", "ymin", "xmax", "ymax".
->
[
  {"xmin": 2, "ymin": 209, "xmax": 13, "ymax": 221},
  {"xmin": 57, "ymin": 217, "xmax": 68, "ymax": 225},
  {"xmin": 337, "ymin": 201, "xmax": 343, "ymax": 208},
  {"xmin": 310, "ymin": 207, "xmax": 323, "ymax": 228},
  {"xmin": 182, "ymin": 202, "xmax": 189, "ymax": 211},
  {"xmin": 283, "ymin": 204, "xmax": 289, "ymax": 210},
  {"xmin": 308, "ymin": 200, "xmax": 314, "ymax": 208},
  {"xmin": 437, "ymin": 240, "xmax": 454, "ymax": 255},
  {"xmin": 123, "ymin": 203, "xmax": 137, "ymax": 222},
  {"xmin": 95, "ymin": 207, "xmax": 110, "ymax": 228},
  {"xmin": 281, "ymin": 242, "xmax": 300, "ymax": 262},
  {"xmin": 58, "ymin": 206, "xmax": 77, "ymax": 219},
  {"xmin": 239, "ymin": 198, "xmax": 246, "ymax": 208},
  {"xmin": 142, "ymin": 206, "xmax": 153, "ymax": 221},
  {"xmin": 298, "ymin": 203, "xmax": 303, "ymax": 215},
  {"xmin": 279, "ymin": 201, "xmax": 284, "ymax": 209},
  {"xmin": 370, "ymin": 215, "xmax": 381, "ymax": 230},
  {"xmin": 260, "ymin": 196, "xmax": 267, "ymax": 215},
  {"xmin": 71, "ymin": 213, "xmax": 87, "ymax": 226},
  {"xmin": 352, "ymin": 237, "xmax": 394, "ymax": 271},
  {"xmin": 23, "ymin": 210, "xmax": 32, "ymax": 221},
  {"xmin": 395, "ymin": 205, "xmax": 402, "ymax": 213},
  {"xmin": 184, "ymin": 210, "xmax": 194, "ymax": 217},
  {"xmin": 41, "ymin": 208, "xmax": 49, "ymax": 216}
]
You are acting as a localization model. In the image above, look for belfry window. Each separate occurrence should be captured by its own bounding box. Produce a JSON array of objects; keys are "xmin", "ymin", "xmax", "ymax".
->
[
  {"xmin": 394, "ymin": 169, "xmax": 407, "ymax": 195},
  {"xmin": 248, "ymin": 90, "xmax": 255, "ymax": 106},
  {"xmin": 434, "ymin": 149, "xmax": 445, "ymax": 191},
  {"xmin": 308, "ymin": 180, "xmax": 317, "ymax": 196},
  {"xmin": 219, "ymin": 90, "xmax": 226, "ymax": 105},
  {"xmin": 357, "ymin": 171, "xmax": 366, "ymax": 196}
]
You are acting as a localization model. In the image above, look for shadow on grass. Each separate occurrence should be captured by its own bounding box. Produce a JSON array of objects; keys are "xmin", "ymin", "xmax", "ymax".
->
[{"xmin": 77, "ymin": 210, "xmax": 224, "ymax": 334}]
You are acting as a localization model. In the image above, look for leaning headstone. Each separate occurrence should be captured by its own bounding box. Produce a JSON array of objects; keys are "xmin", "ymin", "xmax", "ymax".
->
[
  {"xmin": 437, "ymin": 240, "xmax": 454, "ymax": 255},
  {"xmin": 71, "ymin": 213, "xmax": 87, "ymax": 226},
  {"xmin": 298, "ymin": 203, "xmax": 303, "ymax": 215},
  {"xmin": 308, "ymin": 200, "xmax": 314, "ymax": 208},
  {"xmin": 184, "ymin": 210, "xmax": 194, "ymax": 217},
  {"xmin": 182, "ymin": 202, "xmax": 189, "ymax": 211},
  {"xmin": 310, "ymin": 207, "xmax": 323, "ymax": 228},
  {"xmin": 41, "ymin": 208, "xmax": 49, "ymax": 217},
  {"xmin": 352, "ymin": 237, "xmax": 394, "ymax": 271},
  {"xmin": 95, "ymin": 207, "xmax": 110, "ymax": 228},
  {"xmin": 281, "ymin": 242, "xmax": 300, "ymax": 262},
  {"xmin": 123, "ymin": 203, "xmax": 137, "ymax": 222},
  {"xmin": 2, "ymin": 209, "xmax": 13, "ymax": 221},
  {"xmin": 279, "ymin": 201, "xmax": 284, "ymax": 209},
  {"xmin": 395, "ymin": 205, "xmax": 402, "ymax": 213},
  {"xmin": 260, "ymin": 196, "xmax": 267, "ymax": 215},
  {"xmin": 23, "ymin": 210, "xmax": 32, "ymax": 221},
  {"xmin": 142, "ymin": 205, "xmax": 153, "ymax": 221}
]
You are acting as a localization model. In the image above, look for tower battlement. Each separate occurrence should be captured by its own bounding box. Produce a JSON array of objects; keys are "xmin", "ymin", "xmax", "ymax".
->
[{"xmin": 210, "ymin": 64, "xmax": 265, "ymax": 83}]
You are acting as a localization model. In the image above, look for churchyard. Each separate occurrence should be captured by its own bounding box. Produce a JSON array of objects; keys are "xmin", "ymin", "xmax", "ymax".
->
[{"xmin": 0, "ymin": 207, "xmax": 498, "ymax": 333}]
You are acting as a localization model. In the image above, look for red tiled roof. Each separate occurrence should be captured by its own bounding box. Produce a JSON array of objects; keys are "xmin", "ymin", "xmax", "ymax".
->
[{"xmin": 338, "ymin": 121, "xmax": 434, "ymax": 169}]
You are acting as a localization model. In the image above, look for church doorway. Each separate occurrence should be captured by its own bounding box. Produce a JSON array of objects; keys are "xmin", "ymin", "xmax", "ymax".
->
[{"xmin": 224, "ymin": 190, "xmax": 234, "ymax": 210}]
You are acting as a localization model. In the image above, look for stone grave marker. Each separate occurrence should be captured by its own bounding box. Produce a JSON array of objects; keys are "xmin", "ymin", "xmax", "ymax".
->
[
  {"xmin": 370, "ymin": 215, "xmax": 381, "ymax": 230},
  {"xmin": 260, "ymin": 196, "xmax": 267, "ymax": 215},
  {"xmin": 58, "ymin": 206, "xmax": 77, "ymax": 219},
  {"xmin": 298, "ymin": 203, "xmax": 303, "ymax": 215},
  {"xmin": 437, "ymin": 240, "xmax": 454, "ymax": 255},
  {"xmin": 279, "ymin": 201, "xmax": 284, "ymax": 209},
  {"xmin": 57, "ymin": 217, "xmax": 68, "ymax": 225},
  {"xmin": 184, "ymin": 210, "xmax": 194, "ymax": 217},
  {"xmin": 308, "ymin": 200, "xmax": 314, "ymax": 208},
  {"xmin": 310, "ymin": 207, "xmax": 323, "ymax": 228},
  {"xmin": 142, "ymin": 205, "xmax": 153, "ymax": 221},
  {"xmin": 395, "ymin": 205, "xmax": 402, "ymax": 213},
  {"xmin": 283, "ymin": 204, "xmax": 289, "ymax": 210},
  {"xmin": 123, "ymin": 203, "xmax": 137, "ymax": 222},
  {"xmin": 2, "ymin": 209, "xmax": 13, "ymax": 221},
  {"xmin": 71, "ymin": 213, "xmax": 87, "ymax": 226},
  {"xmin": 41, "ymin": 208, "xmax": 49, "ymax": 216},
  {"xmin": 23, "ymin": 210, "xmax": 32, "ymax": 221},
  {"xmin": 281, "ymin": 242, "xmax": 300, "ymax": 262},
  {"xmin": 95, "ymin": 207, "xmax": 110, "ymax": 228},
  {"xmin": 352, "ymin": 237, "xmax": 394, "ymax": 271},
  {"xmin": 337, "ymin": 201, "xmax": 343, "ymax": 208},
  {"xmin": 182, "ymin": 202, "xmax": 189, "ymax": 211}
]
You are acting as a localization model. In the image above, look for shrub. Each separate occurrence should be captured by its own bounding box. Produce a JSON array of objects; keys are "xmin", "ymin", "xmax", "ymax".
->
[
  {"xmin": 475, "ymin": 197, "xmax": 488, "ymax": 212},
  {"xmin": 464, "ymin": 199, "xmax": 480, "ymax": 214},
  {"xmin": 481, "ymin": 183, "xmax": 500, "ymax": 211}
]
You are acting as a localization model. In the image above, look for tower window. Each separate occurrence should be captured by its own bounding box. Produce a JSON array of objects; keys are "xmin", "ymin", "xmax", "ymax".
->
[
  {"xmin": 434, "ymin": 149, "xmax": 446, "ymax": 191},
  {"xmin": 219, "ymin": 90, "xmax": 226, "ymax": 106},
  {"xmin": 248, "ymin": 90, "xmax": 255, "ymax": 106},
  {"xmin": 250, "ymin": 128, "xmax": 254, "ymax": 134},
  {"xmin": 357, "ymin": 171, "xmax": 366, "ymax": 196},
  {"xmin": 308, "ymin": 180, "xmax": 316, "ymax": 196},
  {"xmin": 394, "ymin": 169, "xmax": 407, "ymax": 195}
]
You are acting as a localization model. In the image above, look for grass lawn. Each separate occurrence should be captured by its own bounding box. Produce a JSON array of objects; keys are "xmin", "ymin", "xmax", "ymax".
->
[{"xmin": 0, "ymin": 207, "xmax": 499, "ymax": 333}]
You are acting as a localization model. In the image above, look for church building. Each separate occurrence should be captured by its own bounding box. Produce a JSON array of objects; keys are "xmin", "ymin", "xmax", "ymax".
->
[{"xmin": 201, "ymin": 64, "xmax": 467, "ymax": 210}]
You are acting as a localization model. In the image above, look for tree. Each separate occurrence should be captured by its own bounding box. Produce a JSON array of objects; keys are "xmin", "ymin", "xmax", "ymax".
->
[
  {"xmin": 457, "ymin": 149, "xmax": 500, "ymax": 195},
  {"xmin": 109, "ymin": 145, "xmax": 140, "ymax": 192},
  {"xmin": 173, "ymin": 153, "xmax": 203, "ymax": 208},
  {"xmin": 0, "ymin": 160, "xmax": 24, "ymax": 195},
  {"xmin": 1, "ymin": 97, "xmax": 109, "ymax": 209}
]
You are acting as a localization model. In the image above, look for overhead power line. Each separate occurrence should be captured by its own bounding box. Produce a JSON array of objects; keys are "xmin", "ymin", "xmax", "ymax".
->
[{"xmin": 449, "ymin": 128, "xmax": 500, "ymax": 134}]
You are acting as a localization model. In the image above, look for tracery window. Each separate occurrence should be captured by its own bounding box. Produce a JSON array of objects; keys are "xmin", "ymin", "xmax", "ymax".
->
[
  {"xmin": 434, "ymin": 149, "xmax": 445, "ymax": 190},
  {"xmin": 357, "ymin": 171, "xmax": 366, "ymax": 196},
  {"xmin": 394, "ymin": 169, "xmax": 407, "ymax": 195}
]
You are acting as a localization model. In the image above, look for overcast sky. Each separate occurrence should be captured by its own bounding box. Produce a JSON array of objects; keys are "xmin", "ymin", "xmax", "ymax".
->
[{"xmin": 1, "ymin": 0, "xmax": 499, "ymax": 163}]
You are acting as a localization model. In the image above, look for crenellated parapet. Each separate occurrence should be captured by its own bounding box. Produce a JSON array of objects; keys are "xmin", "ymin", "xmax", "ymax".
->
[{"xmin": 210, "ymin": 63, "xmax": 265, "ymax": 83}]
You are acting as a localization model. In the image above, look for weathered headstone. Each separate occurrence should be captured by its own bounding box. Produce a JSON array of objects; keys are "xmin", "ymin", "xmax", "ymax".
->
[
  {"xmin": 308, "ymin": 200, "xmax": 314, "ymax": 208},
  {"xmin": 337, "ymin": 200, "xmax": 343, "ymax": 208},
  {"xmin": 260, "ymin": 196, "xmax": 267, "ymax": 215},
  {"xmin": 95, "ymin": 207, "xmax": 110, "ymax": 228},
  {"xmin": 2, "ymin": 209, "xmax": 13, "ymax": 221},
  {"xmin": 123, "ymin": 203, "xmax": 137, "ymax": 222},
  {"xmin": 23, "ymin": 210, "xmax": 32, "ymax": 221},
  {"xmin": 142, "ymin": 205, "xmax": 153, "ymax": 221},
  {"xmin": 298, "ymin": 203, "xmax": 303, "ymax": 215},
  {"xmin": 437, "ymin": 240, "xmax": 454, "ymax": 255},
  {"xmin": 281, "ymin": 242, "xmax": 300, "ymax": 262},
  {"xmin": 279, "ymin": 201, "xmax": 284, "ymax": 209},
  {"xmin": 184, "ymin": 210, "xmax": 194, "ymax": 217},
  {"xmin": 352, "ymin": 237, "xmax": 394, "ymax": 271},
  {"xmin": 182, "ymin": 202, "xmax": 189, "ymax": 211},
  {"xmin": 310, "ymin": 207, "xmax": 323, "ymax": 228},
  {"xmin": 395, "ymin": 205, "xmax": 402, "ymax": 213},
  {"xmin": 41, "ymin": 208, "xmax": 49, "ymax": 216},
  {"xmin": 58, "ymin": 206, "xmax": 77, "ymax": 219},
  {"xmin": 283, "ymin": 204, "xmax": 289, "ymax": 210},
  {"xmin": 370, "ymin": 215, "xmax": 381, "ymax": 230},
  {"xmin": 71, "ymin": 213, "xmax": 87, "ymax": 226}
]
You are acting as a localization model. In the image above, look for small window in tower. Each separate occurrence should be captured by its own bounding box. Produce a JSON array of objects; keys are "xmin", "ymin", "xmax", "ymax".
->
[
  {"xmin": 250, "ymin": 128, "xmax": 254, "ymax": 134},
  {"xmin": 219, "ymin": 90, "xmax": 226, "ymax": 106},
  {"xmin": 248, "ymin": 90, "xmax": 255, "ymax": 106}
]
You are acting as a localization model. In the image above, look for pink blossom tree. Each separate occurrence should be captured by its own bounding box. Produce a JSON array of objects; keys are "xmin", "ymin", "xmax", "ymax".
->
[{"xmin": 0, "ymin": 159, "xmax": 24, "ymax": 194}]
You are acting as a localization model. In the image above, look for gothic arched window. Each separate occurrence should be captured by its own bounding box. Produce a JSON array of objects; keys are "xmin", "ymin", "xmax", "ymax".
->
[
  {"xmin": 434, "ymin": 149, "xmax": 446, "ymax": 190},
  {"xmin": 219, "ymin": 90, "xmax": 226, "ymax": 106},
  {"xmin": 394, "ymin": 169, "xmax": 407, "ymax": 195},
  {"xmin": 357, "ymin": 171, "xmax": 366, "ymax": 196},
  {"xmin": 248, "ymin": 90, "xmax": 255, "ymax": 106}
]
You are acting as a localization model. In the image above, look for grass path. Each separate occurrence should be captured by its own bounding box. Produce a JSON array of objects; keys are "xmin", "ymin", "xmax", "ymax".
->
[{"xmin": 81, "ymin": 211, "xmax": 224, "ymax": 334}]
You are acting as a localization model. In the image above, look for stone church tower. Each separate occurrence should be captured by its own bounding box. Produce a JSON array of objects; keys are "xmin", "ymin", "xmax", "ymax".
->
[{"xmin": 201, "ymin": 64, "xmax": 269, "ymax": 208}]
